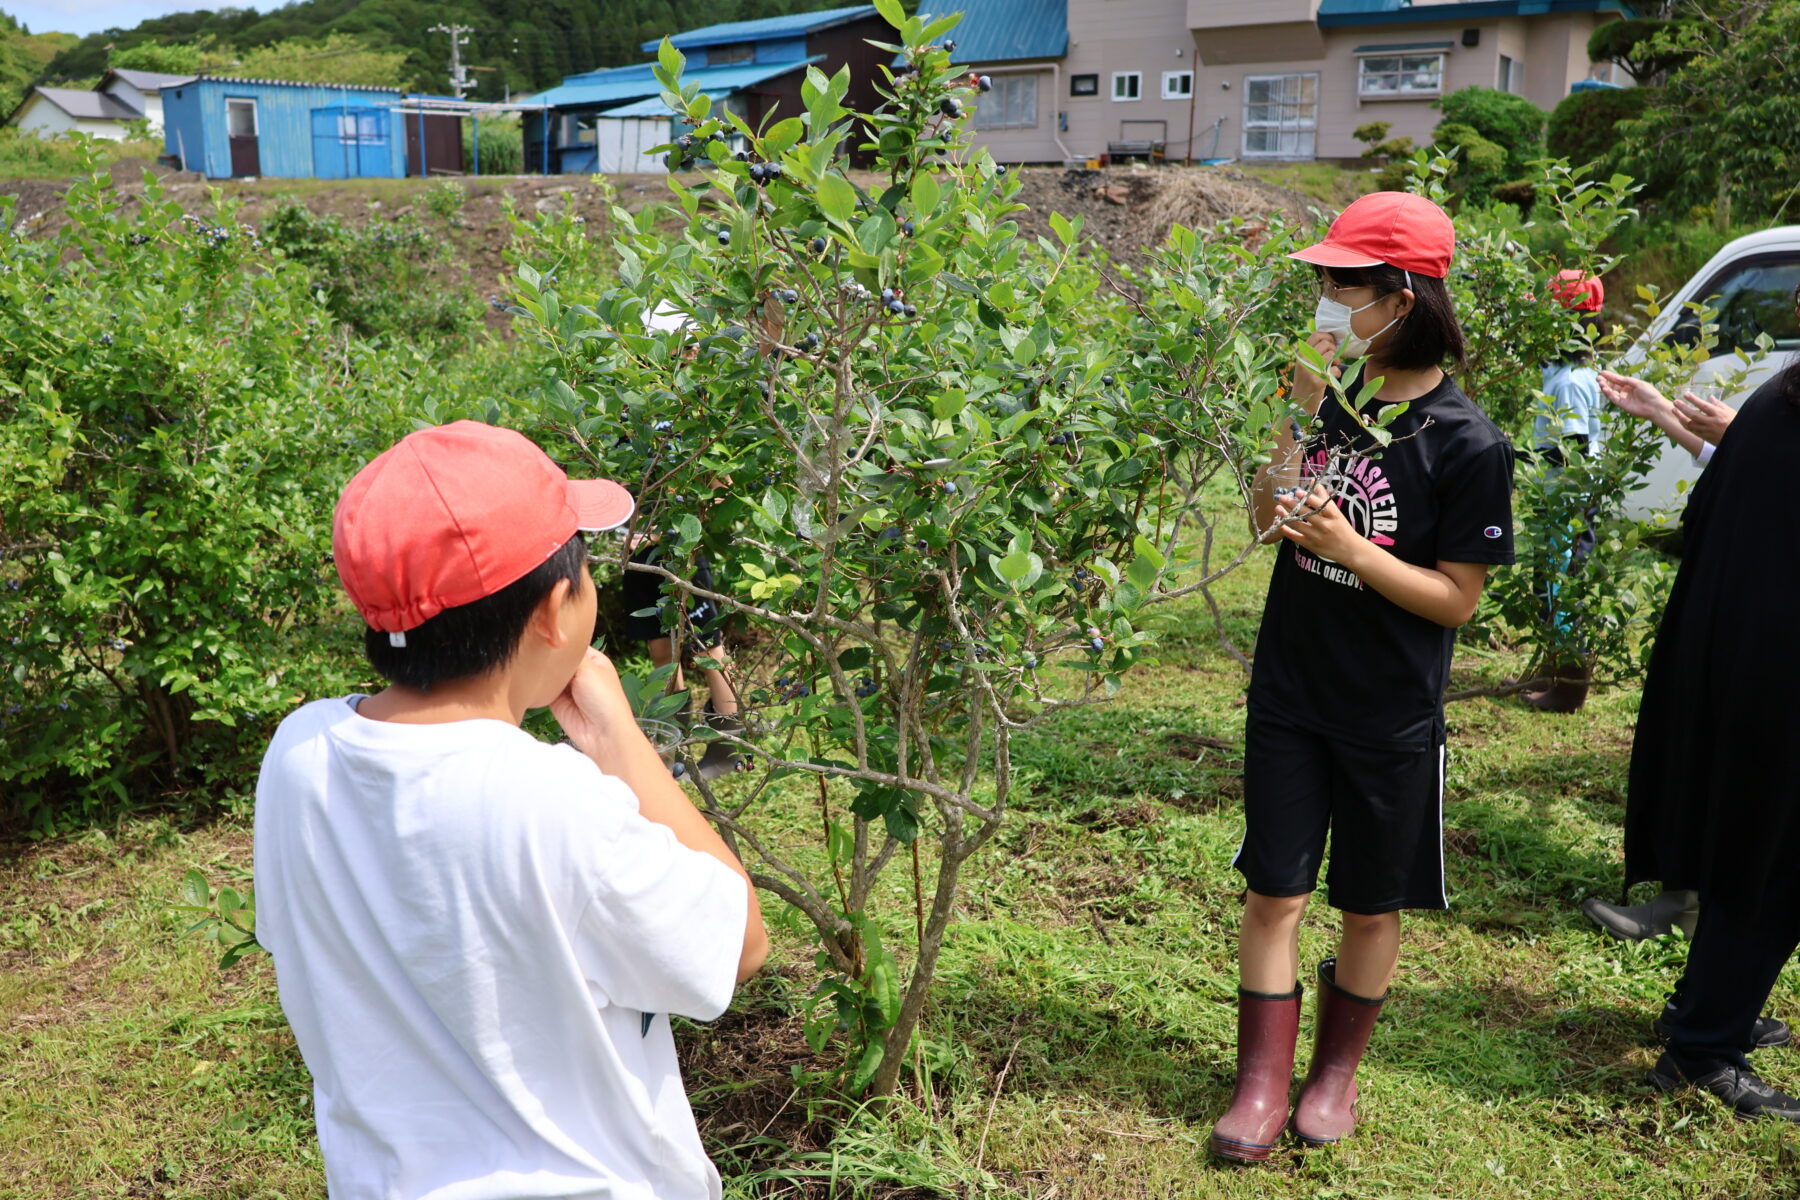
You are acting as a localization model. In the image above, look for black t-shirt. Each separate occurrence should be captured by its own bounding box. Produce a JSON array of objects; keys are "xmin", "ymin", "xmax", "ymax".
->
[{"xmin": 1247, "ymin": 372, "xmax": 1516, "ymax": 750}]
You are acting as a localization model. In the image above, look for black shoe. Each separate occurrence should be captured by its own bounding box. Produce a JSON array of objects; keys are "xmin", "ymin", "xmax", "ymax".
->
[
  {"xmin": 1654, "ymin": 1012, "xmax": 1792, "ymax": 1051},
  {"xmin": 695, "ymin": 703, "xmax": 749, "ymax": 782},
  {"xmin": 1581, "ymin": 889, "xmax": 1699, "ymax": 940},
  {"xmin": 1648, "ymin": 1052, "xmax": 1800, "ymax": 1121}
]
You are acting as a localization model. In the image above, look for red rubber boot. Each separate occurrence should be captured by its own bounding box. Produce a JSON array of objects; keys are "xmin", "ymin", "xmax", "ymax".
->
[
  {"xmin": 1292, "ymin": 958, "xmax": 1386, "ymax": 1146},
  {"xmin": 1209, "ymin": 983, "xmax": 1302, "ymax": 1163}
]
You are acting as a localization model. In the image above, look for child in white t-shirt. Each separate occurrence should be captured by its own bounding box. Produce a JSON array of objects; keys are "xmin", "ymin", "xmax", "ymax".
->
[{"xmin": 254, "ymin": 420, "xmax": 768, "ymax": 1200}]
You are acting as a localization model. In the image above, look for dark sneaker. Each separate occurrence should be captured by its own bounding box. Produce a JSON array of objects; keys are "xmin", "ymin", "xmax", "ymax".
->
[
  {"xmin": 1648, "ymin": 1052, "xmax": 1800, "ymax": 1122},
  {"xmin": 1581, "ymin": 890, "xmax": 1699, "ymax": 940},
  {"xmin": 1654, "ymin": 1012, "xmax": 1792, "ymax": 1050}
]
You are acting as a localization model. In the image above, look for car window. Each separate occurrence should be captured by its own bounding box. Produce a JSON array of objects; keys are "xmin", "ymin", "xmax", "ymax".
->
[{"xmin": 1701, "ymin": 255, "xmax": 1800, "ymax": 356}]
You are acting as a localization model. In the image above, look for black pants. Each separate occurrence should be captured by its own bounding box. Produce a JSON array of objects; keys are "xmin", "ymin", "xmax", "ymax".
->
[{"xmin": 1663, "ymin": 890, "xmax": 1800, "ymax": 1069}]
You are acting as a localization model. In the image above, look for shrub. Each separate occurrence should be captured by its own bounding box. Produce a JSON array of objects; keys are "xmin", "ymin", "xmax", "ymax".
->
[
  {"xmin": 465, "ymin": 116, "xmax": 522, "ymax": 175},
  {"xmin": 1588, "ymin": 17, "xmax": 1694, "ymax": 84},
  {"xmin": 1436, "ymin": 86, "xmax": 1548, "ymax": 177},
  {"xmin": 1429, "ymin": 121, "xmax": 1507, "ymax": 201},
  {"xmin": 0, "ymin": 167, "xmax": 419, "ymax": 833},
  {"xmin": 259, "ymin": 200, "xmax": 477, "ymax": 344},
  {"xmin": 487, "ymin": 14, "xmax": 1305, "ymax": 1098},
  {"xmin": 1547, "ymin": 86, "xmax": 1653, "ymax": 169}
]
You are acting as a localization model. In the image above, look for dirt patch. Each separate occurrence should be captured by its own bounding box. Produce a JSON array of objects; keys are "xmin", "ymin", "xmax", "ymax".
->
[
  {"xmin": 1161, "ymin": 731, "xmax": 1235, "ymax": 761},
  {"xmin": 1443, "ymin": 827, "xmax": 1483, "ymax": 858},
  {"xmin": 1164, "ymin": 771, "xmax": 1240, "ymax": 815},
  {"xmin": 1069, "ymin": 799, "xmax": 1159, "ymax": 833}
]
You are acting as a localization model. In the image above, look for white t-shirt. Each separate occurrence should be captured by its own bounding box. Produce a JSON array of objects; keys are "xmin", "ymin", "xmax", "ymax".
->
[{"xmin": 253, "ymin": 697, "xmax": 747, "ymax": 1200}]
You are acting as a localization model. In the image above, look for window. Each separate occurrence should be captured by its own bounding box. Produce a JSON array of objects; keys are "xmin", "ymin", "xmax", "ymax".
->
[
  {"xmin": 1242, "ymin": 73, "xmax": 1318, "ymax": 158},
  {"xmin": 1686, "ymin": 256, "xmax": 1800, "ymax": 355},
  {"xmin": 707, "ymin": 43, "xmax": 753, "ymax": 66},
  {"xmin": 1111, "ymin": 72, "xmax": 1141, "ymax": 102},
  {"xmin": 976, "ymin": 74, "xmax": 1037, "ymax": 130},
  {"xmin": 335, "ymin": 109, "xmax": 387, "ymax": 145},
  {"xmin": 1498, "ymin": 54, "xmax": 1524, "ymax": 94},
  {"xmin": 1070, "ymin": 73, "xmax": 1099, "ymax": 96},
  {"xmin": 1357, "ymin": 53, "xmax": 1445, "ymax": 99},
  {"xmin": 1162, "ymin": 70, "xmax": 1193, "ymax": 100},
  {"xmin": 226, "ymin": 97, "xmax": 257, "ymax": 138}
]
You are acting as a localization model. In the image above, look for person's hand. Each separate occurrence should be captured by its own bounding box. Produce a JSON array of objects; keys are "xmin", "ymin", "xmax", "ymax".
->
[
  {"xmin": 1290, "ymin": 330, "xmax": 1340, "ymax": 414},
  {"xmin": 1598, "ymin": 370, "xmax": 1670, "ymax": 420},
  {"xmin": 1272, "ymin": 482, "xmax": 1366, "ymax": 565},
  {"xmin": 551, "ymin": 647, "xmax": 637, "ymax": 762},
  {"xmin": 1675, "ymin": 391, "xmax": 1736, "ymax": 445}
]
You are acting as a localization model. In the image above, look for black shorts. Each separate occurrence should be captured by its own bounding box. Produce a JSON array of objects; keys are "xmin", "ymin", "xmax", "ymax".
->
[
  {"xmin": 1234, "ymin": 709, "xmax": 1448, "ymax": 914},
  {"xmin": 620, "ymin": 547, "xmax": 724, "ymax": 652}
]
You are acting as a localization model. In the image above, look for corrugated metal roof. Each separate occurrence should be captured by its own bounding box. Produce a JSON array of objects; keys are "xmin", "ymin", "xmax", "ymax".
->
[
  {"xmin": 919, "ymin": 0, "xmax": 1068, "ymax": 65},
  {"xmin": 102, "ymin": 68, "xmax": 196, "ymax": 92},
  {"xmin": 1319, "ymin": 0, "xmax": 1634, "ymax": 22},
  {"xmin": 522, "ymin": 58, "xmax": 820, "ymax": 110},
  {"xmin": 186, "ymin": 74, "xmax": 402, "ymax": 94},
  {"xmin": 18, "ymin": 86, "xmax": 142, "ymax": 121},
  {"xmin": 642, "ymin": 5, "xmax": 879, "ymax": 52}
]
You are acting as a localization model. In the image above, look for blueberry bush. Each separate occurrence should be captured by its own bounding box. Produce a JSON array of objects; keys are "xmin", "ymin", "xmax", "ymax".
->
[
  {"xmin": 0, "ymin": 164, "xmax": 427, "ymax": 832},
  {"xmin": 488, "ymin": 10, "xmax": 1309, "ymax": 1097}
]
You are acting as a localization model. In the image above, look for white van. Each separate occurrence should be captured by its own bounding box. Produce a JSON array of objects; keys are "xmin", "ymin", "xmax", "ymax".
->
[{"xmin": 1619, "ymin": 227, "xmax": 1800, "ymax": 520}]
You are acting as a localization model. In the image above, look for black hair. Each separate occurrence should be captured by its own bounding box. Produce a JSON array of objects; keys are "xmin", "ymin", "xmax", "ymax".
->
[
  {"xmin": 1321, "ymin": 264, "xmax": 1467, "ymax": 373},
  {"xmin": 1551, "ymin": 312, "xmax": 1607, "ymax": 367},
  {"xmin": 362, "ymin": 533, "xmax": 589, "ymax": 693}
]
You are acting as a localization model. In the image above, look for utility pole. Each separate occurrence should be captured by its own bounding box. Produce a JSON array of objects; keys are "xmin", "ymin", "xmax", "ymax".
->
[{"xmin": 430, "ymin": 23, "xmax": 474, "ymax": 98}]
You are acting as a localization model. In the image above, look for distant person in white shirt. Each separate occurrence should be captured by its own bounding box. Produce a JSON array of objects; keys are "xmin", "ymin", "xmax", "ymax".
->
[{"xmin": 254, "ymin": 420, "xmax": 768, "ymax": 1200}]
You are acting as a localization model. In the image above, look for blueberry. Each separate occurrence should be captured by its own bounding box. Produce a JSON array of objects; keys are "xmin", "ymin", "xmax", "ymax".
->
[
  {"xmin": 995, "ymin": 164, "xmax": 1008, "ymax": 175},
  {"xmin": 798, "ymin": 332, "xmax": 820, "ymax": 351},
  {"xmin": 717, "ymin": 229, "xmax": 731, "ymax": 246},
  {"xmin": 781, "ymin": 289, "xmax": 800, "ymax": 304},
  {"xmin": 811, "ymin": 235, "xmax": 827, "ymax": 254},
  {"xmin": 944, "ymin": 39, "xmax": 956, "ymax": 52},
  {"xmin": 1022, "ymin": 652, "xmax": 1038, "ymax": 669},
  {"xmin": 735, "ymin": 150, "xmax": 750, "ymax": 162},
  {"xmin": 876, "ymin": 525, "xmax": 902, "ymax": 543},
  {"xmin": 887, "ymin": 299, "xmax": 906, "ymax": 315},
  {"xmin": 903, "ymin": 304, "xmax": 917, "ymax": 318},
  {"xmin": 854, "ymin": 675, "xmax": 878, "ymax": 698},
  {"xmin": 901, "ymin": 219, "xmax": 915, "ymax": 235},
  {"xmin": 1089, "ymin": 637, "xmax": 1105, "ymax": 652},
  {"xmin": 750, "ymin": 163, "xmax": 766, "ymax": 182},
  {"xmin": 99, "ymin": 332, "xmax": 113, "ymax": 346},
  {"xmin": 1102, "ymin": 374, "xmax": 1116, "ymax": 385},
  {"xmin": 881, "ymin": 288, "xmax": 896, "ymax": 304},
  {"xmin": 678, "ymin": 135, "xmax": 693, "ymax": 149},
  {"xmin": 653, "ymin": 420, "xmax": 674, "ymax": 433},
  {"xmin": 977, "ymin": 75, "xmax": 992, "ymax": 93},
  {"xmin": 939, "ymin": 97, "xmax": 962, "ymax": 119},
  {"xmin": 941, "ymin": 480, "xmax": 957, "ymax": 494},
  {"xmin": 764, "ymin": 161, "xmax": 783, "ymax": 180}
]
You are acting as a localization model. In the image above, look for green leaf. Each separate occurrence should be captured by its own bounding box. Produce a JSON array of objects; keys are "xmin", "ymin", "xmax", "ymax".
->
[
  {"xmin": 763, "ymin": 117, "xmax": 805, "ymax": 158},
  {"xmin": 656, "ymin": 38, "xmax": 684, "ymax": 81},
  {"xmin": 871, "ymin": 0, "xmax": 906, "ymax": 30},
  {"xmin": 1131, "ymin": 534, "xmax": 1166, "ymax": 570},
  {"xmin": 675, "ymin": 513, "xmax": 702, "ymax": 545},
  {"xmin": 816, "ymin": 174, "xmax": 858, "ymax": 229},
  {"xmin": 995, "ymin": 550, "xmax": 1031, "ymax": 583},
  {"xmin": 850, "ymin": 1039, "xmax": 885, "ymax": 1094},
  {"xmin": 180, "ymin": 869, "xmax": 209, "ymax": 909},
  {"xmin": 910, "ymin": 171, "xmax": 941, "ymax": 219}
]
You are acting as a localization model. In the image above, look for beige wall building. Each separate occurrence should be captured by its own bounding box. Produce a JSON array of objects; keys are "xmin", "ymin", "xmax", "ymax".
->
[{"xmin": 950, "ymin": 0, "xmax": 1633, "ymax": 164}]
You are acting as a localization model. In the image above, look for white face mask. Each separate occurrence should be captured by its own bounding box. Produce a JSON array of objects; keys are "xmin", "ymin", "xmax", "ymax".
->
[{"xmin": 1312, "ymin": 293, "xmax": 1401, "ymax": 359}]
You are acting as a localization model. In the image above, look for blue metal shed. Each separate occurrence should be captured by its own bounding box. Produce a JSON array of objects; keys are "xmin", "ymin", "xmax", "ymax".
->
[{"xmin": 162, "ymin": 76, "xmax": 407, "ymax": 179}]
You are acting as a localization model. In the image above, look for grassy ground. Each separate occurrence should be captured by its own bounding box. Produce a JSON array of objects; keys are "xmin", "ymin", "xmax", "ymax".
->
[{"xmin": 6, "ymin": 529, "xmax": 1800, "ymax": 1199}]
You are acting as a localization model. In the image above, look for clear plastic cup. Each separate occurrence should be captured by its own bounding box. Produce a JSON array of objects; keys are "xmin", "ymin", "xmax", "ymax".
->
[{"xmin": 636, "ymin": 717, "xmax": 685, "ymax": 767}]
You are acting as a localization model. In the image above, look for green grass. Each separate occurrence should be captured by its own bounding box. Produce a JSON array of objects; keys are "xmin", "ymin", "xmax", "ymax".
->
[
  {"xmin": 1237, "ymin": 162, "xmax": 1375, "ymax": 210},
  {"xmin": 6, "ymin": 537, "xmax": 1800, "ymax": 1198},
  {"xmin": 0, "ymin": 129, "xmax": 165, "ymax": 180}
]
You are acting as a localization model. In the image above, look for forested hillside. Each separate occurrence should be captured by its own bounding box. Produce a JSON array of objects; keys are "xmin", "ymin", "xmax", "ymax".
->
[
  {"xmin": 34, "ymin": 0, "xmax": 870, "ymax": 101},
  {"xmin": 0, "ymin": 12, "xmax": 77, "ymax": 112}
]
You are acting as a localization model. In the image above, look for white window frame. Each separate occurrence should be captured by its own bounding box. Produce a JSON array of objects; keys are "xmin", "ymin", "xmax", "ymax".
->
[
  {"xmin": 1161, "ymin": 70, "xmax": 1193, "ymax": 100},
  {"xmin": 1111, "ymin": 72, "xmax": 1141, "ymax": 102},
  {"xmin": 1356, "ymin": 51, "xmax": 1446, "ymax": 100},
  {"xmin": 225, "ymin": 97, "xmax": 258, "ymax": 138},
  {"xmin": 1498, "ymin": 53, "xmax": 1524, "ymax": 95},
  {"xmin": 1241, "ymin": 72, "xmax": 1318, "ymax": 160},
  {"xmin": 976, "ymin": 73, "xmax": 1038, "ymax": 131}
]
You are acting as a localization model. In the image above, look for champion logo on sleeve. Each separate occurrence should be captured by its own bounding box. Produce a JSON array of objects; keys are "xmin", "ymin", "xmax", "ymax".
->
[{"xmin": 1483, "ymin": 526, "xmax": 1504, "ymax": 539}]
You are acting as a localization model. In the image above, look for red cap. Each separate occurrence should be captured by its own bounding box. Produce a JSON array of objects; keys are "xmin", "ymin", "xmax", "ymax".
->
[
  {"xmin": 1289, "ymin": 191, "xmax": 1456, "ymax": 279},
  {"xmin": 1550, "ymin": 268, "xmax": 1605, "ymax": 312},
  {"xmin": 333, "ymin": 421, "xmax": 634, "ymax": 634}
]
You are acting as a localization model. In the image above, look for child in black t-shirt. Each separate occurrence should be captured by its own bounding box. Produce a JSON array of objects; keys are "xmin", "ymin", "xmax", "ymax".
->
[{"xmin": 1211, "ymin": 193, "xmax": 1515, "ymax": 1163}]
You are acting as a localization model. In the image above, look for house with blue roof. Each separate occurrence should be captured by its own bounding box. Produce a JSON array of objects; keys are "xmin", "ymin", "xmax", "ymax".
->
[
  {"xmin": 520, "ymin": 4, "xmax": 896, "ymax": 175},
  {"xmin": 948, "ymin": 0, "xmax": 1633, "ymax": 165}
]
